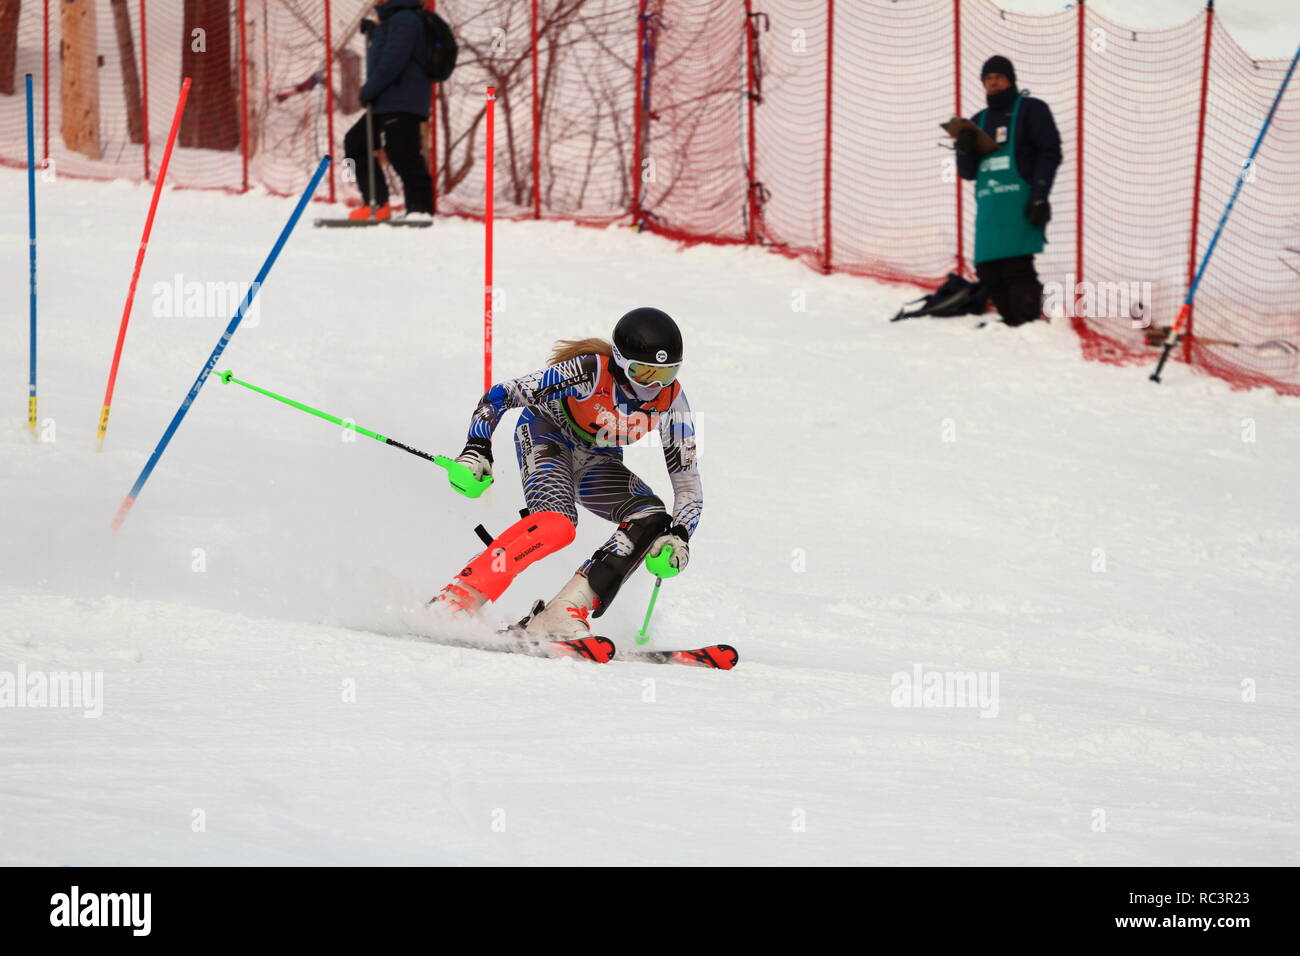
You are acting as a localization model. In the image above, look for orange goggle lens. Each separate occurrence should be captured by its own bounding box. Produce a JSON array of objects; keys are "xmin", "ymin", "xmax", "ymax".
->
[{"xmin": 627, "ymin": 361, "xmax": 680, "ymax": 386}]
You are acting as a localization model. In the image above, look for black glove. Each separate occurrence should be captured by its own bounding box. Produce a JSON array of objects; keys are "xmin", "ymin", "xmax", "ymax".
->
[
  {"xmin": 648, "ymin": 525, "xmax": 691, "ymax": 573},
  {"xmin": 461, "ymin": 437, "xmax": 493, "ymax": 463},
  {"xmin": 454, "ymin": 438, "xmax": 493, "ymax": 482},
  {"xmin": 359, "ymin": 18, "xmax": 376, "ymax": 36},
  {"xmin": 954, "ymin": 128, "xmax": 980, "ymax": 156},
  {"xmin": 1026, "ymin": 199, "xmax": 1051, "ymax": 228}
]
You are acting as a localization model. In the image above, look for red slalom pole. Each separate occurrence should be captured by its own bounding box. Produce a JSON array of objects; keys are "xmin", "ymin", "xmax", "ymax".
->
[
  {"xmin": 97, "ymin": 76, "xmax": 191, "ymax": 449},
  {"xmin": 484, "ymin": 86, "xmax": 495, "ymax": 393}
]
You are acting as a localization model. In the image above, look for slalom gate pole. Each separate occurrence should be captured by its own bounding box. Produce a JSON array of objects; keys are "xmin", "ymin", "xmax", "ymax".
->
[
  {"xmin": 25, "ymin": 73, "xmax": 37, "ymax": 433},
  {"xmin": 97, "ymin": 77, "xmax": 192, "ymax": 449},
  {"xmin": 214, "ymin": 370, "xmax": 491, "ymax": 498},
  {"xmin": 111, "ymin": 156, "xmax": 330, "ymax": 531},
  {"xmin": 1151, "ymin": 43, "xmax": 1300, "ymax": 384},
  {"xmin": 484, "ymin": 86, "xmax": 495, "ymax": 393}
]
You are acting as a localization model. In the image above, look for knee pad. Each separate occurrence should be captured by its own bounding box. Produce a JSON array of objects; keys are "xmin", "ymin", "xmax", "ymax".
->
[{"xmin": 585, "ymin": 511, "xmax": 671, "ymax": 618}]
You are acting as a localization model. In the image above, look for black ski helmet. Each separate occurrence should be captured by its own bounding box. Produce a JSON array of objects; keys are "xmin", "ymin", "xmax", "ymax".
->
[{"xmin": 612, "ymin": 307, "xmax": 683, "ymax": 366}]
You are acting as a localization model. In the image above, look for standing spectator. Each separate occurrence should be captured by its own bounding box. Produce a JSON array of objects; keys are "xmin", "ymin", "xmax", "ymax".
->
[
  {"xmin": 345, "ymin": 0, "xmax": 435, "ymax": 222},
  {"xmin": 955, "ymin": 56, "xmax": 1062, "ymax": 326}
]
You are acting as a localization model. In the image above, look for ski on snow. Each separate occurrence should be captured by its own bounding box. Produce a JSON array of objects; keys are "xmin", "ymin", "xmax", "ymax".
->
[
  {"xmin": 313, "ymin": 218, "xmax": 432, "ymax": 229},
  {"xmin": 617, "ymin": 644, "xmax": 739, "ymax": 670},
  {"xmin": 505, "ymin": 635, "xmax": 739, "ymax": 669},
  {"xmin": 493, "ymin": 623, "xmax": 737, "ymax": 669}
]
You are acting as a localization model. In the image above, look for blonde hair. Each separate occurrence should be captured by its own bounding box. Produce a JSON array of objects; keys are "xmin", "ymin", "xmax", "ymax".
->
[{"xmin": 548, "ymin": 337, "xmax": 612, "ymax": 365}]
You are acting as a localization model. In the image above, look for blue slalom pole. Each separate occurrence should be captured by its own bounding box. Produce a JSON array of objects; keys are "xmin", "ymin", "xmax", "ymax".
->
[
  {"xmin": 25, "ymin": 73, "xmax": 37, "ymax": 432},
  {"xmin": 112, "ymin": 156, "xmax": 331, "ymax": 531},
  {"xmin": 1151, "ymin": 43, "xmax": 1300, "ymax": 383}
]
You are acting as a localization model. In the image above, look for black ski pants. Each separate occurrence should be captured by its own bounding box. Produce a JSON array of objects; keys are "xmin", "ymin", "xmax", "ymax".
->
[
  {"xmin": 343, "ymin": 111, "xmax": 433, "ymax": 213},
  {"xmin": 975, "ymin": 254, "xmax": 1044, "ymax": 327}
]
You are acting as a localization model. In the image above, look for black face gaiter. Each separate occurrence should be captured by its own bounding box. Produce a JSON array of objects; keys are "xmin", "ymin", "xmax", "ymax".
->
[{"xmin": 985, "ymin": 86, "xmax": 1019, "ymax": 110}]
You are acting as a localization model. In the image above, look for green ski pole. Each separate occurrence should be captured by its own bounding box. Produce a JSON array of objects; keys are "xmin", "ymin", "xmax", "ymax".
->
[
  {"xmin": 637, "ymin": 544, "xmax": 678, "ymax": 645},
  {"xmin": 217, "ymin": 370, "xmax": 491, "ymax": 498}
]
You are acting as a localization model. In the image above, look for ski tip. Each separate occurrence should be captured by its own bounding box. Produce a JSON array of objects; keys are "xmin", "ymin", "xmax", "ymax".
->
[
  {"xmin": 710, "ymin": 644, "xmax": 739, "ymax": 670},
  {"xmin": 668, "ymin": 644, "xmax": 738, "ymax": 670}
]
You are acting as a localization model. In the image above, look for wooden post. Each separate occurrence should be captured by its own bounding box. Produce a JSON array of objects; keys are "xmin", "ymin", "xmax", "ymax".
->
[
  {"xmin": 61, "ymin": 0, "xmax": 102, "ymax": 160},
  {"xmin": 237, "ymin": 0, "xmax": 248, "ymax": 189},
  {"xmin": 180, "ymin": 0, "xmax": 238, "ymax": 151},
  {"xmin": 109, "ymin": 0, "xmax": 145, "ymax": 145},
  {"xmin": 140, "ymin": 0, "xmax": 151, "ymax": 178},
  {"xmin": 0, "ymin": 0, "xmax": 20, "ymax": 96},
  {"xmin": 324, "ymin": 0, "xmax": 335, "ymax": 202}
]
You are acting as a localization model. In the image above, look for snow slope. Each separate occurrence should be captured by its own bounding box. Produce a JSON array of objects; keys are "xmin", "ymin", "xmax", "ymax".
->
[{"xmin": 1, "ymin": 170, "xmax": 1297, "ymax": 865}]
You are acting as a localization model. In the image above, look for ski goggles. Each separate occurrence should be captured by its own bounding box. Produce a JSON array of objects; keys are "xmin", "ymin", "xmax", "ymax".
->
[
  {"xmin": 625, "ymin": 360, "xmax": 681, "ymax": 387},
  {"xmin": 612, "ymin": 343, "xmax": 681, "ymax": 388}
]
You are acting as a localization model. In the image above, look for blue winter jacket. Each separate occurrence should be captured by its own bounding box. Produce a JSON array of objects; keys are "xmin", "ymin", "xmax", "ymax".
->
[{"xmin": 360, "ymin": 0, "xmax": 432, "ymax": 119}]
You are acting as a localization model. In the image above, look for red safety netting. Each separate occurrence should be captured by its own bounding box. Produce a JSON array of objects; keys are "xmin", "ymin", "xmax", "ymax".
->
[{"xmin": 1, "ymin": 1, "xmax": 1297, "ymax": 394}]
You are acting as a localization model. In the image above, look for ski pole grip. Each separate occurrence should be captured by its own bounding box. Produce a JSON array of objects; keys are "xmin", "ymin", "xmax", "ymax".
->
[
  {"xmin": 434, "ymin": 454, "xmax": 493, "ymax": 498},
  {"xmin": 645, "ymin": 544, "xmax": 679, "ymax": 579}
]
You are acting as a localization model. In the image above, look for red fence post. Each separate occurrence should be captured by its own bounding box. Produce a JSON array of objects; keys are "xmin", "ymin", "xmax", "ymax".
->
[
  {"xmin": 822, "ymin": 0, "xmax": 834, "ymax": 272},
  {"xmin": 41, "ymin": 0, "xmax": 48, "ymax": 161},
  {"xmin": 238, "ymin": 0, "xmax": 249, "ymax": 192},
  {"xmin": 953, "ymin": 0, "xmax": 963, "ymax": 275},
  {"xmin": 324, "ymin": 0, "xmax": 336, "ymax": 203},
  {"xmin": 631, "ymin": 0, "xmax": 647, "ymax": 226},
  {"xmin": 531, "ymin": 0, "xmax": 541, "ymax": 218},
  {"xmin": 429, "ymin": 0, "xmax": 438, "ymax": 213},
  {"xmin": 1073, "ymin": 0, "xmax": 1085, "ymax": 324},
  {"xmin": 744, "ymin": 0, "xmax": 757, "ymax": 244},
  {"xmin": 484, "ymin": 87, "xmax": 495, "ymax": 393},
  {"xmin": 1185, "ymin": 0, "xmax": 1215, "ymax": 354},
  {"xmin": 140, "ymin": 0, "xmax": 151, "ymax": 179}
]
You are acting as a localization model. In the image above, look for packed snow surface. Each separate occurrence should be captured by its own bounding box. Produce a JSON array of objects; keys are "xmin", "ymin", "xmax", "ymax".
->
[{"xmin": 1, "ymin": 169, "xmax": 1297, "ymax": 865}]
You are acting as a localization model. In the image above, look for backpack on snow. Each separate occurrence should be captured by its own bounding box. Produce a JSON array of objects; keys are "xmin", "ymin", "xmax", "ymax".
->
[
  {"xmin": 414, "ymin": 9, "xmax": 458, "ymax": 82},
  {"xmin": 890, "ymin": 273, "xmax": 988, "ymax": 322}
]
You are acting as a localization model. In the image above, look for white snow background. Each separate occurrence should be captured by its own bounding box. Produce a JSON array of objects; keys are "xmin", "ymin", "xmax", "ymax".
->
[{"xmin": 2, "ymin": 0, "xmax": 1298, "ymax": 865}]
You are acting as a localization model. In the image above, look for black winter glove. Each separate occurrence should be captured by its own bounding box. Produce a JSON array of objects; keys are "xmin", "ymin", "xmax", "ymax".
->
[
  {"xmin": 359, "ymin": 18, "xmax": 376, "ymax": 36},
  {"xmin": 648, "ymin": 525, "xmax": 691, "ymax": 573},
  {"xmin": 1026, "ymin": 199, "xmax": 1051, "ymax": 228},
  {"xmin": 461, "ymin": 437, "xmax": 493, "ymax": 464},
  {"xmin": 954, "ymin": 128, "xmax": 980, "ymax": 157}
]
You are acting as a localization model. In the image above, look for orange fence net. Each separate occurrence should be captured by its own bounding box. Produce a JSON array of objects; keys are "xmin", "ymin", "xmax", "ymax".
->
[{"xmin": 2, "ymin": 1, "xmax": 1297, "ymax": 393}]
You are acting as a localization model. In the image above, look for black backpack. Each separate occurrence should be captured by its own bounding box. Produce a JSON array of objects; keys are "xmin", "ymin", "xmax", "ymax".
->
[
  {"xmin": 414, "ymin": 9, "xmax": 458, "ymax": 82},
  {"xmin": 890, "ymin": 273, "xmax": 988, "ymax": 322}
]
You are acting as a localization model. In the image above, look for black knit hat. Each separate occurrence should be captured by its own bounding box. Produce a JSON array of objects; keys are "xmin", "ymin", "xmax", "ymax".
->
[{"xmin": 980, "ymin": 55, "xmax": 1016, "ymax": 86}]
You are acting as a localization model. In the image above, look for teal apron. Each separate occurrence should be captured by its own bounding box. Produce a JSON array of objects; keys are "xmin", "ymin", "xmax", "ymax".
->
[{"xmin": 973, "ymin": 95, "xmax": 1046, "ymax": 265}]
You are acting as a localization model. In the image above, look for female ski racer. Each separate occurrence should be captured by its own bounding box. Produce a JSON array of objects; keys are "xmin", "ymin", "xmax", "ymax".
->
[{"xmin": 432, "ymin": 307, "xmax": 701, "ymax": 641}]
